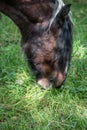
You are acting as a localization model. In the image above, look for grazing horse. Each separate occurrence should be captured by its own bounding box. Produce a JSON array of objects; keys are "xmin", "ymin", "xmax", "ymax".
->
[{"xmin": 0, "ymin": 0, "xmax": 73, "ymax": 89}]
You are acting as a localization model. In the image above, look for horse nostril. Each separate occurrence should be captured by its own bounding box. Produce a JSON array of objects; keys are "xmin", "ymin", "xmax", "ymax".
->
[
  {"xmin": 58, "ymin": 79, "xmax": 65, "ymax": 88},
  {"xmin": 53, "ymin": 72, "xmax": 66, "ymax": 89},
  {"xmin": 54, "ymin": 79, "xmax": 65, "ymax": 89}
]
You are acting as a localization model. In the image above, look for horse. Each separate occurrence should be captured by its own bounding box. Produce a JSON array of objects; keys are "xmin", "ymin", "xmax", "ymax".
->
[{"xmin": 0, "ymin": 0, "xmax": 73, "ymax": 89}]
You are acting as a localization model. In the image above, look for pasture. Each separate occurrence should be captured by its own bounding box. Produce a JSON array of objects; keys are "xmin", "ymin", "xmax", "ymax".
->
[{"xmin": 0, "ymin": 2, "xmax": 87, "ymax": 130}]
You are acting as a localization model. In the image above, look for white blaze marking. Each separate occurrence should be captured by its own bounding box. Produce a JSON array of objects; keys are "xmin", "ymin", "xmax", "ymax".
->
[{"xmin": 65, "ymin": 61, "xmax": 69, "ymax": 74}]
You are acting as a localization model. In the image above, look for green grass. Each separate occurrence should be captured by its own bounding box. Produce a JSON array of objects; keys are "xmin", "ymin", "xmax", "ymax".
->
[{"xmin": 0, "ymin": 3, "xmax": 87, "ymax": 130}]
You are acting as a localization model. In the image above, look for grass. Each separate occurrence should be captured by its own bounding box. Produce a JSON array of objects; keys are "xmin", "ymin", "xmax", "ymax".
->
[{"xmin": 0, "ymin": 2, "xmax": 87, "ymax": 130}]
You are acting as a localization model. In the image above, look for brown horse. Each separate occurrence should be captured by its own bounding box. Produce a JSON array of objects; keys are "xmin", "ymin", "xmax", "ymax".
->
[{"xmin": 0, "ymin": 0, "xmax": 73, "ymax": 89}]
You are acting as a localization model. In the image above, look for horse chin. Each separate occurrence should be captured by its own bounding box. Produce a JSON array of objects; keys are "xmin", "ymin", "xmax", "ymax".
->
[{"xmin": 37, "ymin": 78, "xmax": 52, "ymax": 90}]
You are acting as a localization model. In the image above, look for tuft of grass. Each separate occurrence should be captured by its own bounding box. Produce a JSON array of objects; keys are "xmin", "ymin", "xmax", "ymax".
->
[{"xmin": 0, "ymin": 3, "xmax": 87, "ymax": 130}]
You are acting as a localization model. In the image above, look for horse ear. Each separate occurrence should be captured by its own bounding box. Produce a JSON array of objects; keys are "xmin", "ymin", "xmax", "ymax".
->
[{"xmin": 58, "ymin": 4, "xmax": 71, "ymax": 19}]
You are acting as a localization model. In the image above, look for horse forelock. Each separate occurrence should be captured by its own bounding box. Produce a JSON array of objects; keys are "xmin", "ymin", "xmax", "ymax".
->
[
  {"xmin": 48, "ymin": 0, "xmax": 73, "ymax": 30},
  {"xmin": 48, "ymin": 0, "xmax": 64, "ymax": 30}
]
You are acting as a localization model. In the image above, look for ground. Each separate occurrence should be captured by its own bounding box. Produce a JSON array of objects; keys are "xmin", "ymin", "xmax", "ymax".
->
[{"xmin": 0, "ymin": 2, "xmax": 87, "ymax": 130}]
